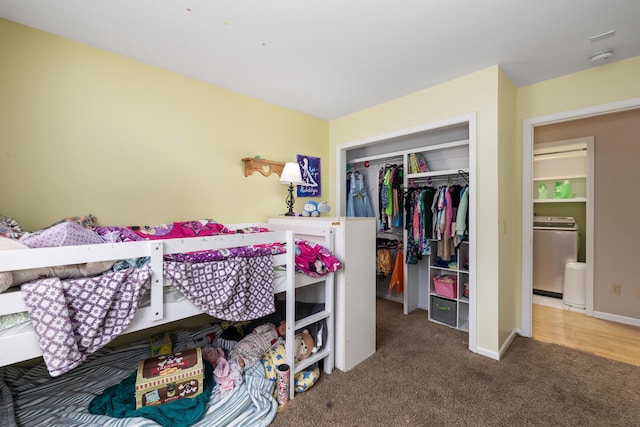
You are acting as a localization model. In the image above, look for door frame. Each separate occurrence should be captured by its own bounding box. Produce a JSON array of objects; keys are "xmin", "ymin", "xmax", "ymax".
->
[{"xmin": 520, "ymin": 97, "xmax": 640, "ymax": 337}]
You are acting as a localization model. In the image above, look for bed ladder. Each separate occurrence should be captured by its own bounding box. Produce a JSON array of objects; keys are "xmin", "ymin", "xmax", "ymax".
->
[{"xmin": 282, "ymin": 226, "xmax": 335, "ymax": 400}]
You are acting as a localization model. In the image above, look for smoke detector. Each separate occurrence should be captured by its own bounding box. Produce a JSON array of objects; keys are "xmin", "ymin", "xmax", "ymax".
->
[{"xmin": 589, "ymin": 49, "xmax": 614, "ymax": 65}]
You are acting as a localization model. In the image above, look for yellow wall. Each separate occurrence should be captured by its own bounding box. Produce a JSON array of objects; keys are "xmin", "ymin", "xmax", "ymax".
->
[
  {"xmin": 516, "ymin": 56, "xmax": 640, "ymax": 121},
  {"xmin": 497, "ymin": 68, "xmax": 517, "ymax": 347},
  {"xmin": 330, "ymin": 67, "xmax": 508, "ymax": 355},
  {"xmin": 0, "ymin": 18, "xmax": 328, "ymax": 229}
]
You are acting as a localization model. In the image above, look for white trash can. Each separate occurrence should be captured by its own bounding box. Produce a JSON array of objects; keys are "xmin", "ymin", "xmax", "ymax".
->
[{"xmin": 563, "ymin": 262, "xmax": 586, "ymax": 309}]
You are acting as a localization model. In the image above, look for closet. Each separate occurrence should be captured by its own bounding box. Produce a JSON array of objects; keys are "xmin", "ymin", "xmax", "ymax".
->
[{"xmin": 337, "ymin": 116, "xmax": 476, "ymax": 336}]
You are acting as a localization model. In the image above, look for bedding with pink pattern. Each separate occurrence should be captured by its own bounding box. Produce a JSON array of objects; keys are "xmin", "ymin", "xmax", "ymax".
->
[{"xmin": 0, "ymin": 215, "xmax": 342, "ymax": 377}]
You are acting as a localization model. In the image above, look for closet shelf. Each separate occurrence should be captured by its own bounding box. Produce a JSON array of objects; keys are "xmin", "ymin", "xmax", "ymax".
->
[
  {"xmin": 534, "ymin": 198, "xmax": 587, "ymax": 203},
  {"xmin": 407, "ymin": 168, "xmax": 469, "ymax": 179},
  {"xmin": 534, "ymin": 175, "xmax": 585, "ymax": 181}
]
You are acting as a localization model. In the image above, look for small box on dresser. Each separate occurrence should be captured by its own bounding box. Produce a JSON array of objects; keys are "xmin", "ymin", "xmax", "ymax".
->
[{"xmin": 135, "ymin": 347, "xmax": 204, "ymax": 409}]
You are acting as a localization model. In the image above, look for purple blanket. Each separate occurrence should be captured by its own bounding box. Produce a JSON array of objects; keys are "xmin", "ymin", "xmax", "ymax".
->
[
  {"xmin": 164, "ymin": 254, "xmax": 275, "ymax": 321},
  {"xmin": 21, "ymin": 266, "xmax": 151, "ymax": 376}
]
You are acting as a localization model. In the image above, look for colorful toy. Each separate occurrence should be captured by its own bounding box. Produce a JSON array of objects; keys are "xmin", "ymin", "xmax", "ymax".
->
[
  {"xmin": 302, "ymin": 201, "xmax": 331, "ymax": 217},
  {"xmin": 317, "ymin": 201, "xmax": 331, "ymax": 214},
  {"xmin": 293, "ymin": 329, "xmax": 317, "ymax": 360},
  {"xmin": 302, "ymin": 201, "xmax": 319, "ymax": 217}
]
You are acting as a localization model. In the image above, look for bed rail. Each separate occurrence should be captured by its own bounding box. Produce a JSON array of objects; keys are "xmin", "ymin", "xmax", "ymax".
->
[{"xmin": 0, "ymin": 230, "xmax": 292, "ymax": 319}]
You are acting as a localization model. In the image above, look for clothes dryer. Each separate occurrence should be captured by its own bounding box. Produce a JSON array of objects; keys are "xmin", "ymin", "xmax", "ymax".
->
[{"xmin": 533, "ymin": 216, "xmax": 579, "ymax": 297}]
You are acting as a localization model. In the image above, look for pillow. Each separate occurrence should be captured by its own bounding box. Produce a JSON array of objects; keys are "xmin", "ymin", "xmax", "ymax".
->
[
  {"xmin": 19, "ymin": 221, "xmax": 105, "ymax": 248},
  {"xmin": 0, "ymin": 236, "xmax": 114, "ymax": 293}
]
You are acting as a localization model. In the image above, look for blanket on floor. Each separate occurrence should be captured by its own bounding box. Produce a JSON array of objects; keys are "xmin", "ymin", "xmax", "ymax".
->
[
  {"xmin": 21, "ymin": 266, "xmax": 151, "ymax": 376},
  {"xmin": 3, "ymin": 324, "xmax": 277, "ymax": 427},
  {"xmin": 88, "ymin": 360, "xmax": 215, "ymax": 427}
]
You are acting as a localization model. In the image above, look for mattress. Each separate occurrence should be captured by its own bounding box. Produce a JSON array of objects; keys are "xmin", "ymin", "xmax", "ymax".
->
[{"xmin": 2, "ymin": 324, "xmax": 278, "ymax": 427}]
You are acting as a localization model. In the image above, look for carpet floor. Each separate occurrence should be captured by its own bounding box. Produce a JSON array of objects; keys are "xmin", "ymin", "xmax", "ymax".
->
[{"xmin": 270, "ymin": 298, "xmax": 640, "ymax": 427}]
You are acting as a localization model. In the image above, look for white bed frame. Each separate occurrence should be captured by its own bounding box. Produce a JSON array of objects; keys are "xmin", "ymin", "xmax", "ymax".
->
[{"xmin": 0, "ymin": 223, "xmax": 335, "ymax": 400}]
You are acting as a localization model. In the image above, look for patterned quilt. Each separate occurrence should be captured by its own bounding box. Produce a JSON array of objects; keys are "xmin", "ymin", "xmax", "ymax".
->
[
  {"xmin": 164, "ymin": 255, "xmax": 275, "ymax": 322},
  {"xmin": 20, "ymin": 267, "xmax": 151, "ymax": 376}
]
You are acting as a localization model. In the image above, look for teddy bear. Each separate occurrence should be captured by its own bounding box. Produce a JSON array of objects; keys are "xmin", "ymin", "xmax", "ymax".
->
[
  {"xmin": 302, "ymin": 201, "xmax": 320, "ymax": 217},
  {"xmin": 302, "ymin": 201, "xmax": 331, "ymax": 217},
  {"xmin": 293, "ymin": 329, "xmax": 318, "ymax": 360},
  {"xmin": 317, "ymin": 201, "xmax": 331, "ymax": 215}
]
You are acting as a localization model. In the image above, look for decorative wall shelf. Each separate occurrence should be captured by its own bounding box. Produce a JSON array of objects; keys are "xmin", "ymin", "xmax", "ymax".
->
[{"xmin": 242, "ymin": 158, "xmax": 285, "ymax": 177}]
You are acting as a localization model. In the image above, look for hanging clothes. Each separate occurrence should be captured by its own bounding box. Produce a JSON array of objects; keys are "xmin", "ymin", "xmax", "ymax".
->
[
  {"xmin": 346, "ymin": 171, "xmax": 352, "ymax": 204},
  {"xmin": 454, "ymin": 185, "xmax": 469, "ymax": 248},
  {"xmin": 347, "ymin": 171, "xmax": 374, "ymax": 217},
  {"xmin": 376, "ymin": 248, "xmax": 393, "ymax": 277},
  {"xmin": 377, "ymin": 164, "xmax": 404, "ymax": 230},
  {"xmin": 403, "ymin": 186, "xmax": 436, "ymax": 264},
  {"xmin": 376, "ymin": 237, "xmax": 399, "ymax": 278},
  {"xmin": 437, "ymin": 184, "xmax": 455, "ymax": 261},
  {"xmin": 388, "ymin": 247, "xmax": 404, "ymax": 295},
  {"xmin": 391, "ymin": 165, "xmax": 404, "ymax": 228}
]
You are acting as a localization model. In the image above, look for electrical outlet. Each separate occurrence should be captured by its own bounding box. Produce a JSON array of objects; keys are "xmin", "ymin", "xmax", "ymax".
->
[{"xmin": 610, "ymin": 283, "xmax": 621, "ymax": 296}]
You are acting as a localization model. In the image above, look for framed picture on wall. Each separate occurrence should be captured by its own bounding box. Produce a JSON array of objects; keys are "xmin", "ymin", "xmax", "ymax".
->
[{"xmin": 296, "ymin": 154, "xmax": 320, "ymax": 197}]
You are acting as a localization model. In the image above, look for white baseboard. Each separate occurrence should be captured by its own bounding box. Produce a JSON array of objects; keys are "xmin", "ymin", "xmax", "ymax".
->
[
  {"xmin": 499, "ymin": 329, "xmax": 518, "ymax": 359},
  {"xmin": 475, "ymin": 346, "xmax": 500, "ymax": 360},
  {"xmin": 475, "ymin": 328, "xmax": 518, "ymax": 361},
  {"xmin": 593, "ymin": 311, "xmax": 640, "ymax": 327}
]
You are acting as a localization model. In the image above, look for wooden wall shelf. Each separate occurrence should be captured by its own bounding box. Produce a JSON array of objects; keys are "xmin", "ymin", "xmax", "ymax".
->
[{"xmin": 242, "ymin": 157, "xmax": 285, "ymax": 177}]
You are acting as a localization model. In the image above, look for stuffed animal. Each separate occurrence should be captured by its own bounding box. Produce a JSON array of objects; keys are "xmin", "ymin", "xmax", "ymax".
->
[
  {"xmin": 293, "ymin": 329, "xmax": 318, "ymax": 360},
  {"xmin": 317, "ymin": 201, "xmax": 331, "ymax": 214},
  {"xmin": 302, "ymin": 201, "xmax": 319, "ymax": 217},
  {"xmin": 302, "ymin": 201, "xmax": 331, "ymax": 217}
]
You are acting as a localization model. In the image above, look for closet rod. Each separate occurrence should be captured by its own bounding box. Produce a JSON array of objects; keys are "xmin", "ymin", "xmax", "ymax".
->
[
  {"xmin": 408, "ymin": 174, "xmax": 468, "ymax": 186},
  {"xmin": 458, "ymin": 169, "xmax": 469, "ymax": 184}
]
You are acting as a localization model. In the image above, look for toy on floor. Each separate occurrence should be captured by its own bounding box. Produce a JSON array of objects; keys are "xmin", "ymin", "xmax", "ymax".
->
[
  {"xmin": 293, "ymin": 329, "xmax": 318, "ymax": 360},
  {"xmin": 228, "ymin": 321, "xmax": 286, "ymax": 369},
  {"xmin": 262, "ymin": 329, "xmax": 320, "ymax": 394}
]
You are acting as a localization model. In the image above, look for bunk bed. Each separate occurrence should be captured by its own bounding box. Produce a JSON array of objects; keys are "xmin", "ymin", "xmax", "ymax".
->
[{"xmin": 0, "ymin": 219, "xmax": 338, "ymax": 426}]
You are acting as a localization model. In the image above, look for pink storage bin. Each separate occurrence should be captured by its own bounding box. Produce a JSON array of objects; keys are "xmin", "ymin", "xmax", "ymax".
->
[{"xmin": 433, "ymin": 275, "xmax": 457, "ymax": 299}]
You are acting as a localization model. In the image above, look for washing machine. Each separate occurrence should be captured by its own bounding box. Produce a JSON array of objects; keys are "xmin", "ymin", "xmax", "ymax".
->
[{"xmin": 533, "ymin": 216, "xmax": 579, "ymax": 297}]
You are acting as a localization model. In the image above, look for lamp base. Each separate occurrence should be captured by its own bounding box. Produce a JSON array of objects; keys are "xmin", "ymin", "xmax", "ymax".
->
[{"xmin": 283, "ymin": 183, "xmax": 296, "ymax": 217}]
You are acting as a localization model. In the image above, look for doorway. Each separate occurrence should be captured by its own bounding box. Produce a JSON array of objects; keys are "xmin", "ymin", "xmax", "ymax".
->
[{"xmin": 521, "ymin": 97, "xmax": 640, "ymax": 337}]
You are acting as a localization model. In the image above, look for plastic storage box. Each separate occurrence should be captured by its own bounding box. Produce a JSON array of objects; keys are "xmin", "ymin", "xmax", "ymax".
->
[{"xmin": 430, "ymin": 296, "xmax": 457, "ymax": 326}]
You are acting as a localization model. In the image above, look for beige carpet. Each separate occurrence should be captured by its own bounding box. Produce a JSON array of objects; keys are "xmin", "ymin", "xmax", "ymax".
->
[{"xmin": 271, "ymin": 298, "xmax": 640, "ymax": 426}]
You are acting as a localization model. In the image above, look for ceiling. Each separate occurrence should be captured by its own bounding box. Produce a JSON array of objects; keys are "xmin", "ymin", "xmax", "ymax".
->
[{"xmin": 1, "ymin": 0, "xmax": 639, "ymax": 120}]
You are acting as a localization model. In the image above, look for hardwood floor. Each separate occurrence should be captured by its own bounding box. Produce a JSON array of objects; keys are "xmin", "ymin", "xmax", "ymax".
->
[{"xmin": 532, "ymin": 303, "xmax": 640, "ymax": 367}]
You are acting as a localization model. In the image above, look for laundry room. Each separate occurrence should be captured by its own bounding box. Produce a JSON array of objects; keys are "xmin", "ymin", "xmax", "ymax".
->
[
  {"xmin": 532, "ymin": 138, "xmax": 590, "ymax": 309},
  {"xmin": 530, "ymin": 107, "xmax": 640, "ymax": 325}
]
